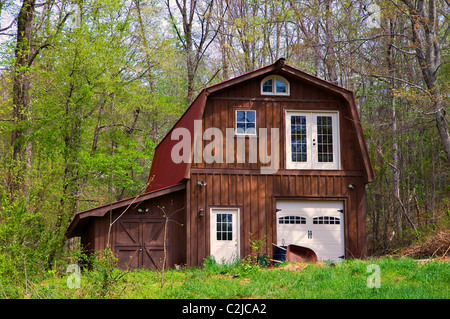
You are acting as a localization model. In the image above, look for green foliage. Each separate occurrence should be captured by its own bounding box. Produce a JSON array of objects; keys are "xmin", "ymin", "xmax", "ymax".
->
[
  {"xmin": 0, "ymin": 191, "xmax": 63, "ymax": 297},
  {"xmin": 0, "ymin": 0, "xmax": 190, "ymax": 292},
  {"xmin": 3, "ymin": 257, "xmax": 447, "ymax": 299},
  {"xmin": 247, "ymin": 233, "xmax": 269, "ymax": 266},
  {"xmin": 0, "ymin": 0, "xmax": 448, "ymax": 299},
  {"xmin": 83, "ymin": 248, "xmax": 128, "ymax": 298}
]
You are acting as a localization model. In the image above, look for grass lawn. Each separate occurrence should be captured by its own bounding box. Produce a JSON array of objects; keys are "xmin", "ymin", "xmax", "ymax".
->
[{"xmin": 18, "ymin": 256, "xmax": 449, "ymax": 299}]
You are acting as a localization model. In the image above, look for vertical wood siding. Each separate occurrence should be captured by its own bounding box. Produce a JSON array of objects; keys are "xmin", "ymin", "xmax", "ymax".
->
[
  {"xmin": 187, "ymin": 172, "xmax": 366, "ymax": 266},
  {"xmin": 186, "ymin": 73, "xmax": 368, "ymax": 266}
]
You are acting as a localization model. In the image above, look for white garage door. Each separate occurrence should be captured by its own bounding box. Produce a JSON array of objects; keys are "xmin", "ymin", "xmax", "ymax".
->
[{"xmin": 276, "ymin": 200, "xmax": 345, "ymax": 262}]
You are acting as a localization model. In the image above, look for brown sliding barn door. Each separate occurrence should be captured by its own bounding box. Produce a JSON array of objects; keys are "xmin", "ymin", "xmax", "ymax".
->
[{"xmin": 114, "ymin": 216, "xmax": 165, "ymax": 269}]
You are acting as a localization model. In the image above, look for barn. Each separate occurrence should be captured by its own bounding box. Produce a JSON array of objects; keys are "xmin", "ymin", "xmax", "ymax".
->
[{"xmin": 66, "ymin": 58, "xmax": 374, "ymax": 269}]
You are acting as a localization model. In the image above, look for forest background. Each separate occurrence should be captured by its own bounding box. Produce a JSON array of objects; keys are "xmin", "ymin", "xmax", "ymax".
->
[{"xmin": 0, "ymin": 0, "xmax": 448, "ymax": 285}]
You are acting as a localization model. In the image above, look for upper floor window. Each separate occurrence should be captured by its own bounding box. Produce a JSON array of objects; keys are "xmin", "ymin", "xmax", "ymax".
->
[
  {"xmin": 286, "ymin": 111, "xmax": 340, "ymax": 170},
  {"xmin": 236, "ymin": 110, "xmax": 256, "ymax": 135},
  {"xmin": 261, "ymin": 75, "xmax": 290, "ymax": 96}
]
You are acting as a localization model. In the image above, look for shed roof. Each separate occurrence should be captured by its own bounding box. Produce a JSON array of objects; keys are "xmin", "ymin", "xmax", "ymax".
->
[
  {"xmin": 66, "ymin": 183, "xmax": 185, "ymax": 237},
  {"xmin": 145, "ymin": 58, "xmax": 374, "ymax": 193}
]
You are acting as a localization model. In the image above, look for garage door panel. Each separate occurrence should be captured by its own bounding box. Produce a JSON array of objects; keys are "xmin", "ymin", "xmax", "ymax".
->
[{"xmin": 313, "ymin": 229, "xmax": 342, "ymax": 243}]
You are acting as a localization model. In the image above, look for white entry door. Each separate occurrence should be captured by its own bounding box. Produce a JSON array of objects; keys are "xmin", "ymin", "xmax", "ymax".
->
[
  {"xmin": 210, "ymin": 208, "xmax": 240, "ymax": 263},
  {"xmin": 276, "ymin": 200, "xmax": 345, "ymax": 262}
]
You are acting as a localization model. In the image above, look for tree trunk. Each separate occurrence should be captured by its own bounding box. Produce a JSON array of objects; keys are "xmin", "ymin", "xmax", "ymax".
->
[
  {"xmin": 167, "ymin": 0, "xmax": 218, "ymax": 103},
  {"xmin": 11, "ymin": 0, "xmax": 35, "ymax": 160},
  {"xmin": 324, "ymin": 0, "xmax": 337, "ymax": 83},
  {"xmin": 401, "ymin": 0, "xmax": 450, "ymax": 162},
  {"xmin": 434, "ymin": 98, "xmax": 450, "ymax": 162},
  {"xmin": 386, "ymin": 17, "xmax": 402, "ymax": 233},
  {"xmin": 9, "ymin": 0, "xmax": 36, "ymax": 196}
]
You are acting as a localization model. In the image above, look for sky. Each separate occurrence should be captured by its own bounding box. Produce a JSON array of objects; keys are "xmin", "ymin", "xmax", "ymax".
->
[{"xmin": 0, "ymin": 0, "xmax": 20, "ymax": 46}]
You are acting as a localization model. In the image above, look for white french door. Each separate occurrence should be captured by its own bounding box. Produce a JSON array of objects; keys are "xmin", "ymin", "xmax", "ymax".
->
[{"xmin": 286, "ymin": 111, "xmax": 340, "ymax": 170}]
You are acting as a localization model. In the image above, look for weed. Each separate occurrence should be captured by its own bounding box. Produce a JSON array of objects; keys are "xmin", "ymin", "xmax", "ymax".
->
[
  {"xmin": 84, "ymin": 247, "xmax": 128, "ymax": 298},
  {"xmin": 5, "ymin": 257, "xmax": 449, "ymax": 299}
]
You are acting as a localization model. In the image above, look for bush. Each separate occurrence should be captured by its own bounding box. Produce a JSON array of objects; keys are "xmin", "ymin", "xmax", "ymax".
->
[
  {"xmin": 0, "ymin": 193, "xmax": 47, "ymax": 286},
  {"xmin": 83, "ymin": 248, "xmax": 128, "ymax": 298}
]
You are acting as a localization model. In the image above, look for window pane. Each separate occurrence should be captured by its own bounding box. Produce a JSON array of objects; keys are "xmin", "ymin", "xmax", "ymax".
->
[
  {"xmin": 291, "ymin": 116, "xmax": 307, "ymax": 162},
  {"xmin": 246, "ymin": 123, "xmax": 255, "ymax": 134},
  {"xmin": 311, "ymin": 216, "xmax": 341, "ymax": 225},
  {"xmin": 237, "ymin": 111, "xmax": 256, "ymax": 135},
  {"xmin": 262, "ymin": 79, "xmax": 273, "ymax": 92},
  {"xmin": 276, "ymin": 79, "xmax": 286, "ymax": 93},
  {"xmin": 317, "ymin": 116, "xmax": 333, "ymax": 163},
  {"xmin": 216, "ymin": 213, "xmax": 233, "ymax": 241},
  {"xmin": 236, "ymin": 110, "xmax": 245, "ymax": 122},
  {"xmin": 236, "ymin": 123, "xmax": 245, "ymax": 134},
  {"xmin": 246, "ymin": 111, "xmax": 255, "ymax": 123}
]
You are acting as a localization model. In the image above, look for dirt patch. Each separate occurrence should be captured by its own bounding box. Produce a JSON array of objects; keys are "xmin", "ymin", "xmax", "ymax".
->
[
  {"xmin": 276, "ymin": 261, "xmax": 327, "ymax": 271},
  {"xmin": 238, "ymin": 278, "xmax": 251, "ymax": 284}
]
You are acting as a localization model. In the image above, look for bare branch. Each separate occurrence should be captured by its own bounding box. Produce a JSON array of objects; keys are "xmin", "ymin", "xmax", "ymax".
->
[
  {"xmin": 0, "ymin": 17, "xmax": 17, "ymax": 32},
  {"xmin": 370, "ymin": 73, "xmax": 432, "ymax": 97}
]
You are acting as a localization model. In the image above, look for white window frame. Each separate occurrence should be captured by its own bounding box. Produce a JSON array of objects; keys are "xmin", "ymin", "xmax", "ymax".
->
[
  {"xmin": 235, "ymin": 109, "xmax": 257, "ymax": 136},
  {"xmin": 261, "ymin": 75, "xmax": 290, "ymax": 96},
  {"xmin": 285, "ymin": 111, "xmax": 340, "ymax": 170}
]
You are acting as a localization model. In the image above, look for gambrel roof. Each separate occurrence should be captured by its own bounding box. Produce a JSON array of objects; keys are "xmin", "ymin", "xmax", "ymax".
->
[{"xmin": 145, "ymin": 58, "xmax": 374, "ymax": 192}]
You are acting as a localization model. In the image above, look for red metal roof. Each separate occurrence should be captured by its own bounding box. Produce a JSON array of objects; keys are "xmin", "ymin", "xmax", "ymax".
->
[{"xmin": 145, "ymin": 89, "xmax": 207, "ymax": 192}]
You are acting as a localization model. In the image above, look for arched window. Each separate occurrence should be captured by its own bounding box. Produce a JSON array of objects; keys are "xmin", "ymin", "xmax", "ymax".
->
[{"xmin": 261, "ymin": 75, "xmax": 290, "ymax": 96}]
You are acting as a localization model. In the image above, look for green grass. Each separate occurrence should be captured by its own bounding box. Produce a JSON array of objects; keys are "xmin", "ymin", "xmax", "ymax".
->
[{"xmin": 2, "ymin": 257, "xmax": 449, "ymax": 299}]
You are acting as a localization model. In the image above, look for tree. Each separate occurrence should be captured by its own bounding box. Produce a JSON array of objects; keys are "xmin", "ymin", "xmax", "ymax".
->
[
  {"xmin": 166, "ymin": 0, "xmax": 220, "ymax": 103},
  {"xmin": 4, "ymin": 0, "xmax": 70, "ymax": 197},
  {"xmin": 399, "ymin": 0, "xmax": 450, "ymax": 162}
]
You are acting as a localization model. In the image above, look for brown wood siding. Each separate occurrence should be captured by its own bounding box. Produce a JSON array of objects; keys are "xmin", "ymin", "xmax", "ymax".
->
[
  {"xmin": 187, "ymin": 172, "xmax": 366, "ymax": 266},
  {"xmin": 186, "ymin": 73, "xmax": 368, "ymax": 266},
  {"xmin": 192, "ymin": 86, "xmax": 364, "ymax": 172}
]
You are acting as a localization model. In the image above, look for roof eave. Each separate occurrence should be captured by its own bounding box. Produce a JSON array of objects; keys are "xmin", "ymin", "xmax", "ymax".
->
[{"xmin": 66, "ymin": 183, "xmax": 186, "ymax": 238}]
